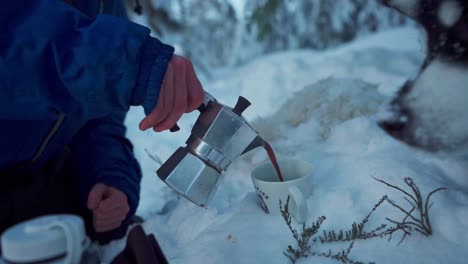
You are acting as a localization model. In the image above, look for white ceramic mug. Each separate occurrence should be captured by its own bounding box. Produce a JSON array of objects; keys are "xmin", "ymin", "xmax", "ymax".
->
[{"xmin": 251, "ymin": 158, "xmax": 313, "ymax": 223}]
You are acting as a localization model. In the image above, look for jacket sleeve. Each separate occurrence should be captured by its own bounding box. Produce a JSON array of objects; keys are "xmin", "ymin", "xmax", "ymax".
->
[
  {"xmin": 0, "ymin": 0, "xmax": 174, "ymax": 119},
  {"xmin": 69, "ymin": 111, "xmax": 142, "ymax": 217}
]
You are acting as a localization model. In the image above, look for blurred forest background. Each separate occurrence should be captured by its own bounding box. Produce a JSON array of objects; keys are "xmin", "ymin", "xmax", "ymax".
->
[{"xmin": 124, "ymin": 0, "xmax": 409, "ymax": 78}]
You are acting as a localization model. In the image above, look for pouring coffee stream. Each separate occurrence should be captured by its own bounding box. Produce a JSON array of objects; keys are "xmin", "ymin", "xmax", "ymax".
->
[
  {"xmin": 264, "ymin": 142, "xmax": 284, "ymax": 182},
  {"xmin": 157, "ymin": 92, "xmax": 284, "ymax": 207}
]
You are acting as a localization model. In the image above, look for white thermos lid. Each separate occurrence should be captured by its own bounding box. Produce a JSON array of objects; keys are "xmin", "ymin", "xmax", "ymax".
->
[{"xmin": 1, "ymin": 214, "xmax": 87, "ymax": 264}]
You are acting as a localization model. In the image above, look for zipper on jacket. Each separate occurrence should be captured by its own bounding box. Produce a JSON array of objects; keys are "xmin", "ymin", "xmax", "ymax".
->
[
  {"xmin": 63, "ymin": 0, "xmax": 75, "ymax": 7},
  {"xmin": 29, "ymin": 114, "xmax": 66, "ymax": 165},
  {"xmin": 99, "ymin": 0, "xmax": 105, "ymax": 14}
]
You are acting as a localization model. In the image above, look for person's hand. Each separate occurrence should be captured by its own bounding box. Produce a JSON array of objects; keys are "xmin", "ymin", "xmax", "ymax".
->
[
  {"xmin": 87, "ymin": 183, "xmax": 130, "ymax": 233},
  {"xmin": 139, "ymin": 55, "xmax": 204, "ymax": 132}
]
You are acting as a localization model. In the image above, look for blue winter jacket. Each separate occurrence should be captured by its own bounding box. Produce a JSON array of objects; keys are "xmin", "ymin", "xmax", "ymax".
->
[{"xmin": 0, "ymin": 0, "xmax": 175, "ymax": 216}]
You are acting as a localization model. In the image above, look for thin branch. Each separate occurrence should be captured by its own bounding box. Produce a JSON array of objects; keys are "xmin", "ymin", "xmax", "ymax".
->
[
  {"xmin": 423, "ymin": 187, "xmax": 447, "ymax": 232},
  {"xmin": 403, "ymin": 197, "xmax": 416, "ymax": 208},
  {"xmin": 144, "ymin": 148, "xmax": 163, "ymax": 165},
  {"xmin": 377, "ymin": 177, "xmax": 447, "ymax": 237},
  {"xmin": 386, "ymin": 199, "xmax": 420, "ymax": 223},
  {"xmin": 372, "ymin": 176, "xmax": 418, "ymax": 205}
]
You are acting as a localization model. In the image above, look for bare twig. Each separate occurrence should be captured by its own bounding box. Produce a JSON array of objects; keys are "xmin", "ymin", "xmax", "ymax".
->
[
  {"xmin": 374, "ymin": 177, "xmax": 447, "ymax": 236},
  {"xmin": 318, "ymin": 195, "xmax": 406, "ymax": 243},
  {"xmin": 371, "ymin": 176, "xmax": 417, "ymax": 205},
  {"xmin": 280, "ymin": 196, "xmax": 325, "ymax": 264},
  {"xmin": 144, "ymin": 148, "xmax": 163, "ymax": 165},
  {"xmin": 281, "ymin": 176, "xmax": 446, "ymax": 264}
]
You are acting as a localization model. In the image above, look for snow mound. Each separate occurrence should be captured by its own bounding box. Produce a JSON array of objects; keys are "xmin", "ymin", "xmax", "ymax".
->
[
  {"xmin": 252, "ymin": 78, "xmax": 385, "ymax": 145},
  {"xmin": 207, "ymin": 27, "xmax": 425, "ymax": 121}
]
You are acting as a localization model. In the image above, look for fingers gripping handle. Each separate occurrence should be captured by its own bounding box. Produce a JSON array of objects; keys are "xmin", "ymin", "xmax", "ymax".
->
[
  {"xmin": 169, "ymin": 92, "xmax": 216, "ymax": 132},
  {"xmin": 168, "ymin": 104, "xmax": 203, "ymax": 132},
  {"xmin": 287, "ymin": 186, "xmax": 308, "ymax": 224},
  {"xmin": 168, "ymin": 103, "xmax": 206, "ymax": 132}
]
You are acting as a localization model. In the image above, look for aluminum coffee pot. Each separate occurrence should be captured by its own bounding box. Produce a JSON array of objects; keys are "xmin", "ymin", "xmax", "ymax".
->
[{"xmin": 157, "ymin": 92, "xmax": 264, "ymax": 207}]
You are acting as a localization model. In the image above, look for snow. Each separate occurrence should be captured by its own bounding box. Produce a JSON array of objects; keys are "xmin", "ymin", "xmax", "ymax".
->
[
  {"xmin": 99, "ymin": 26, "xmax": 468, "ymax": 263},
  {"xmin": 400, "ymin": 58, "xmax": 468, "ymax": 149},
  {"xmin": 330, "ymin": 0, "xmax": 355, "ymax": 32},
  {"xmin": 384, "ymin": 0, "xmax": 420, "ymax": 18},
  {"xmin": 438, "ymin": 1, "xmax": 463, "ymax": 27}
]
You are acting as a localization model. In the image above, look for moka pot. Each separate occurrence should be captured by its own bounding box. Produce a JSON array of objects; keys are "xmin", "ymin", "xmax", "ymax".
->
[{"xmin": 157, "ymin": 93, "xmax": 264, "ymax": 207}]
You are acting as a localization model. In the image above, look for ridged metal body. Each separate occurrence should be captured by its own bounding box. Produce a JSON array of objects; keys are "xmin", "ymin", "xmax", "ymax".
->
[{"xmin": 157, "ymin": 93, "xmax": 263, "ymax": 207}]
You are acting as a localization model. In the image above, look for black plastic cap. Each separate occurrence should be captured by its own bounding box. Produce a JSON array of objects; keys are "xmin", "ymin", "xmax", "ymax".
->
[{"xmin": 233, "ymin": 96, "xmax": 251, "ymax": 115}]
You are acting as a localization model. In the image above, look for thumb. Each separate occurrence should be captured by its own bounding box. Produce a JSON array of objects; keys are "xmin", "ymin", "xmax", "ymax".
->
[
  {"xmin": 87, "ymin": 183, "xmax": 108, "ymax": 210},
  {"xmin": 139, "ymin": 116, "xmax": 150, "ymax": 131}
]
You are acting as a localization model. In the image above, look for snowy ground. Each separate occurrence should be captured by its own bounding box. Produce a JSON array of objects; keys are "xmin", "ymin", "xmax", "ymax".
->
[{"xmin": 101, "ymin": 27, "xmax": 468, "ymax": 263}]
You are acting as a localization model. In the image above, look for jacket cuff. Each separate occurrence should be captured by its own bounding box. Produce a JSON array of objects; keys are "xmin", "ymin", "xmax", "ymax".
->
[
  {"xmin": 97, "ymin": 169, "xmax": 142, "ymax": 217},
  {"xmin": 132, "ymin": 37, "xmax": 175, "ymax": 115}
]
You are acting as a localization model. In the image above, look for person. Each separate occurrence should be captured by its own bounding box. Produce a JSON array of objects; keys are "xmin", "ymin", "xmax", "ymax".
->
[{"xmin": 0, "ymin": 0, "xmax": 204, "ymax": 243}]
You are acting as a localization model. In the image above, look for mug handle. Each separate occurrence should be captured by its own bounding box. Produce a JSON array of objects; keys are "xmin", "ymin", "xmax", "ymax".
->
[
  {"xmin": 32, "ymin": 221, "xmax": 82, "ymax": 264},
  {"xmin": 287, "ymin": 186, "xmax": 308, "ymax": 224}
]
